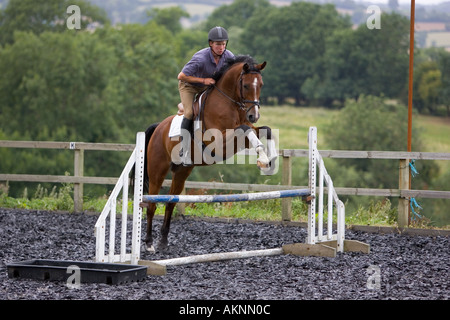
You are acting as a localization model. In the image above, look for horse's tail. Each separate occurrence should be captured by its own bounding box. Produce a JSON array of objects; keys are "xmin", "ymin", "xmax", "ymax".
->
[
  {"xmin": 130, "ymin": 122, "xmax": 160, "ymax": 195},
  {"xmin": 143, "ymin": 123, "xmax": 159, "ymax": 194}
]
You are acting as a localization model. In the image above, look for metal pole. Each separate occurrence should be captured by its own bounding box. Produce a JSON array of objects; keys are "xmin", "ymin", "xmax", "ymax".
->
[
  {"xmin": 407, "ymin": 0, "xmax": 415, "ymax": 152},
  {"xmin": 407, "ymin": 0, "xmax": 415, "ymax": 226}
]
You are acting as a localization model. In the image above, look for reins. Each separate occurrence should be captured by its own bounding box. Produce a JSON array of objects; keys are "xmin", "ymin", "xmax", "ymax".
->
[{"xmin": 212, "ymin": 70, "xmax": 261, "ymax": 115}]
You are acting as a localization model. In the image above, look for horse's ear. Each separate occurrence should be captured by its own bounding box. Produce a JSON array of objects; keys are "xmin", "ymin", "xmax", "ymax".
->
[
  {"xmin": 243, "ymin": 63, "xmax": 250, "ymax": 72},
  {"xmin": 258, "ymin": 61, "xmax": 267, "ymax": 71}
]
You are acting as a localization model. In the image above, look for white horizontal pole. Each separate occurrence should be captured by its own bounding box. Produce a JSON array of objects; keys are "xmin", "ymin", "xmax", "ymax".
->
[
  {"xmin": 143, "ymin": 189, "xmax": 310, "ymax": 204},
  {"xmin": 152, "ymin": 248, "xmax": 284, "ymax": 266}
]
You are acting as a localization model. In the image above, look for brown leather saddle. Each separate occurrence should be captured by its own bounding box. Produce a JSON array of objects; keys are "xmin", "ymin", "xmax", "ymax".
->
[
  {"xmin": 177, "ymin": 102, "xmax": 200, "ymax": 119},
  {"xmin": 176, "ymin": 87, "xmax": 211, "ymax": 121}
]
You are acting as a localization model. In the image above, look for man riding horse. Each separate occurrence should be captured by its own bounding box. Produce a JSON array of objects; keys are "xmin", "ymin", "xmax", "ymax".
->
[
  {"xmin": 141, "ymin": 27, "xmax": 273, "ymax": 252},
  {"xmin": 177, "ymin": 26, "xmax": 235, "ymax": 166}
]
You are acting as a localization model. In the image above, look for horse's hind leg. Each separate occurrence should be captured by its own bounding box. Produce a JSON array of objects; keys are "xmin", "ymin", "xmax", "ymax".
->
[
  {"xmin": 145, "ymin": 204, "xmax": 157, "ymax": 253},
  {"xmin": 145, "ymin": 161, "xmax": 170, "ymax": 253},
  {"xmin": 159, "ymin": 166, "xmax": 194, "ymax": 249}
]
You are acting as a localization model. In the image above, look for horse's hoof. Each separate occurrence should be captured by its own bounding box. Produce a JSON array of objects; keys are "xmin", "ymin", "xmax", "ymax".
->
[
  {"xmin": 158, "ymin": 241, "xmax": 169, "ymax": 252},
  {"xmin": 259, "ymin": 160, "xmax": 277, "ymax": 175},
  {"xmin": 146, "ymin": 244, "xmax": 155, "ymax": 253},
  {"xmin": 257, "ymin": 160, "xmax": 270, "ymax": 169}
]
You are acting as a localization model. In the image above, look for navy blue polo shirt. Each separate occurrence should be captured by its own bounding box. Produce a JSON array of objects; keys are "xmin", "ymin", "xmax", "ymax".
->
[{"xmin": 181, "ymin": 47, "xmax": 235, "ymax": 86}]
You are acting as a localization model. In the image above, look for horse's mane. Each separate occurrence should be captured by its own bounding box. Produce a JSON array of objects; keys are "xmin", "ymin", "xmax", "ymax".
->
[{"xmin": 212, "ymin": 55, "xmax": 260, "ymax": 81}]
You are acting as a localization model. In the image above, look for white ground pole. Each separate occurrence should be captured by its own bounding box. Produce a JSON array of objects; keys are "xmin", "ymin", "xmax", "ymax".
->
[{"xmin": 153, "ymin": 248, "xmax": 285, "ymax": 267}]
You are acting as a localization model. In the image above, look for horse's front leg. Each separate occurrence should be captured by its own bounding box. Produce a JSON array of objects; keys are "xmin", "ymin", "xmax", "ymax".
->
[
  {"xmin": 253, "ymin": 125, "xmax": 278, "ymax": 174},
  {"xmin": 254, "ymin": 125, "xmax": 278, "ymax": 161},
  {"xmin": 229, "ymin": 124, "xmax": 276, "ymax": 172}
]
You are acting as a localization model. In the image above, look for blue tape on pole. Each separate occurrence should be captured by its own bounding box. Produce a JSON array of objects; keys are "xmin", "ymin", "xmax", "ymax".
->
[
  {"xmin": 410, "ymin": 197, "xmax": 423, "ymax": 219},
  {"xmin": 409, "ymin": 159, "xmax": 419, "ymax": 177},
  {"xmin": 142, "ymin": 189, "xmax": 310, "ymax": 204}
]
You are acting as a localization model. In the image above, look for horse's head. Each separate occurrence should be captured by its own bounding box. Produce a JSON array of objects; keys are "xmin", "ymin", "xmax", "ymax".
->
[{"xmin": 238, "ymin": 61, "xmax": 266, "ymax": 123}]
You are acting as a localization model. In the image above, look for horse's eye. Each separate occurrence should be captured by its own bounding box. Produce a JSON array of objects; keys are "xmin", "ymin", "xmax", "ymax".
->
[{"xmin": 243, "ymin": 85, "xmax": 249, "ymax": 90}]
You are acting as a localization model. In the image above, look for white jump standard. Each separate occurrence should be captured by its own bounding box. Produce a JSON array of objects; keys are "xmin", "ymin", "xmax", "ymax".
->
[{"xmin": 94, "ymin": 127, "xmax": 369, "ymax": 276}]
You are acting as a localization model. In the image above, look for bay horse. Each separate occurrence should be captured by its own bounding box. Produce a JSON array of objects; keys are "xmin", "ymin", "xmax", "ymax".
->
[{"xmin": 142, "ymin": 55, "xmax": 276, "ymax": 252}]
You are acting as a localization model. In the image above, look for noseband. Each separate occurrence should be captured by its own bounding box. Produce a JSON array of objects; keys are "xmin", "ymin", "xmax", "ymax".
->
[{"xmin": 213, "ymin": 70, "xmax": 261, "ymax": 115}]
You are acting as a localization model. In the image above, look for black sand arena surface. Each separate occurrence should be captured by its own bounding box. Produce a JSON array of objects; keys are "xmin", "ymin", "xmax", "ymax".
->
[{"xmin": 0, "ymin": 208, "xmax": 448, "ymax": 300}]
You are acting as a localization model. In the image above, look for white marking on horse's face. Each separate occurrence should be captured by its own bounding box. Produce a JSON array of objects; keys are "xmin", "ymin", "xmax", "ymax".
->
[
  {"xmin": 251, "ymin": 76, "xmax": 260, "ymax": 121},
  {"xmin": 252, "ymin": 77, "xmax": 258, "ymax": 101}
]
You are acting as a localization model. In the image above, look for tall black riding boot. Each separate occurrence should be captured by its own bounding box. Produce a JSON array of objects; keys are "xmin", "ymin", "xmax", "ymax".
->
[{"xmin": 179, "ymin": 117, "xmax": 193, "ymax": 166}]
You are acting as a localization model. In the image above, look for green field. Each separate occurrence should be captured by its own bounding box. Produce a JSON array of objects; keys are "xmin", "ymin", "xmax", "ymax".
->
[
  {"xmin": 260, "ymin": 105, "xmax": 450, "ymax": 172},
  {"xmin": 258, "ymin": 106, "xmax": 336, "ymax": 149},
  {"xmin": 260, "ymin": 105, "xmax": 450, "ymax": 151},
  {"xmin": 419, "ymin": 115, "xmax": 450, "ymax": 154}
]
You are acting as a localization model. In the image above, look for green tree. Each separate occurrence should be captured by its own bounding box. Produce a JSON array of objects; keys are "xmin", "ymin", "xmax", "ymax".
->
[
  {"xmin": 146, "ymin": 6, "xmax": 189, "ymax": 34},
  {"xmin": 96, "ymin": 22, "xmax": 180, "ymax": 133},
  {"xmin": 0, "ymin": 0, "xmax": 109, "ymax": 45},
  {"xmin": 0, "ymin": 2, "xmax": 188, "ymax": 198},
  {"xmin": 0, "ymin": 22, "xmax": 181, "ymax": 197},
  {"xmin": 242, "ymin": 2, "xmax": 350, "ymax": 105},
  {"xmin": 202, "ymin": 0, "xmax": 273, "ymax": 56},
  {"xmin": 413, "ymin": 61, "xmax": 440, "ymax": 114},
  {"xmin": 304, "ymin": 28, "xmax": 366, "ymax": 105},
  {"xmin": 173, "ymin": 29, "xmax": 208, "ymax": 66},
  {"xmin": 324, "ymin": 95, "xmax": 436, "ymax": 189},
  {"xmin": 362, "ymin": 13, "xmax": 410, "ymax": 98},
  {"xmin": 204, "ymin": 0, "xmax": 271, "ymax": 30},
  {"xmin": 438, "ymin": 50, "xmax": 450, "ymax": 116},
  {"xmin": 418, "ymin": 69, "xmax": 442, "ymax": 114},
  {"xmin": 411, "ymin": 48, "xmax": 450, "ymax": 116},
  {"xmin": 319, "ymin": 13, "xmax": 410, "ymax": 106},
  {"xmin": 0, "ymin": 31, "xmax": 119, "ymax": 142}
]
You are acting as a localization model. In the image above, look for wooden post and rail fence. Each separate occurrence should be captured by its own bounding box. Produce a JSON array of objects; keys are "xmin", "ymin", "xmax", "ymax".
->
[{"xmin": 1, "ymin": 139, "xmax": 450, "ymax": 228}]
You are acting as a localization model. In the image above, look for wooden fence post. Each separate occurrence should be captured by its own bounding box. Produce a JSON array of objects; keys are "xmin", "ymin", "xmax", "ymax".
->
[
  {"xmin": 398, "ymin": 159, "xmax": 410, "ymax": 228},
  {"xmin": 281, "ymin": 155, "xmax": 292, "ymax": 221},
  {"xmin": 73, "ymin": 149, "xmax": 84, "ymax": 213}
]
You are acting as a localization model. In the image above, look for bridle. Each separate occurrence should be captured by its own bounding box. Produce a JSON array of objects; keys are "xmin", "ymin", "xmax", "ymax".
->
[{"xmin": 213, "ymin": 70, "xmax": 262, "ymax": 115}]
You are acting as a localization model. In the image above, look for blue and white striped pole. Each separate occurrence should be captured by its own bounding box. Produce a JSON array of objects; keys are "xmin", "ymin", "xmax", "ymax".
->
[{"xmin": 142, "ymin": 189, "xmax": 310, "ymax": 204}]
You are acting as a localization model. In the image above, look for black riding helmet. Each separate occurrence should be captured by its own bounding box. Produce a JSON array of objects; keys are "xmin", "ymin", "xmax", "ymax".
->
[
  {"xmin": 208, "ymin": 26, "xmax": 229, "ymax": 42},
  {"xmin": 208, "ymin": 26, "xmax": 229, "ymax": 57}
]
